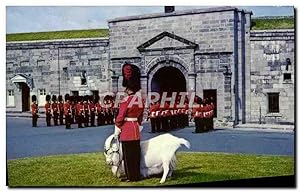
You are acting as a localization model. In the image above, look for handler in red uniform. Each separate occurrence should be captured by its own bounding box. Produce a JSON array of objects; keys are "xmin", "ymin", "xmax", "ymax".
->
[{"xmin": 114, "ymin": 63, "xmax": 144, "ymax": 182}]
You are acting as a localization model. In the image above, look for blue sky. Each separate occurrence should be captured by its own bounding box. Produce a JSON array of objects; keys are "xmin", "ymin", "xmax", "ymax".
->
[{"xmin": 6, "ymin": 6, "xmax": 294, "ymax": 34}]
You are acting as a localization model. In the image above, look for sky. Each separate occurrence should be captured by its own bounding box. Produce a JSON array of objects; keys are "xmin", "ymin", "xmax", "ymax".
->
[{"xmin": 6, "ymin": 6, "xmax": 294, "ymax": 34}]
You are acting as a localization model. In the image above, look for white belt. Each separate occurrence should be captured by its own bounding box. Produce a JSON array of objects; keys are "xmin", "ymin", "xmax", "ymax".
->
[{"xmin": 124, "ymin": 117, "xmax": 138, "ymax": 121}]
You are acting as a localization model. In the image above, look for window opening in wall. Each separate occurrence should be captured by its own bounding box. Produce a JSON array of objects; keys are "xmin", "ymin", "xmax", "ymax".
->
[
  {"xmin": 283, "ymin": 73, "xmax": 291, "ymax": 81},
  {"xmin": 71, "ymin": 91, "xmax": 79, "ymax": 96}
]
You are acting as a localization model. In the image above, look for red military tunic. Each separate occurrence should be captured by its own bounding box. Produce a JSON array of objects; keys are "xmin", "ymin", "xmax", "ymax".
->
[
  {"xmin": 31, "ymin": 103, "xmax": 38, "ymax": 115},
  {"xmin": 115, "ymin": 95, "xmax": 144, "ymax": 141},
  {"xmin": 89, "ymin": 102, "xmax": 95, "ymax": 113},
  {"xmin": 52, "ymin": 102, "xmax": 58, "ymax": 113},
  {"xmin": 59, "ymin": 102, "xmax": 64, "ymax": 113},
  {"xmin": 64, "ymin": 102, "xmax": 71, "ymax": 116},
  {"xmin": 76, "ymin": 102, "xmax": 84, "ymax": 116},
  {"xmin": 95, "ymin": 102, "xmax": 102, "ymax": 114},
  {"xmin": 45, "ymin": 103, "xmax": 51, "ymax": 114}
]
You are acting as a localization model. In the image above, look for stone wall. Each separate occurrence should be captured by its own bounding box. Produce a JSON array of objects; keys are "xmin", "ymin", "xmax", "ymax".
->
[
  {"xmin": 6, "ymin": 38, "xmax": 109, "ymax": 112},
  {"xmin": 249, "ymin": 30, "xmax": 294, "ymax": 124}
]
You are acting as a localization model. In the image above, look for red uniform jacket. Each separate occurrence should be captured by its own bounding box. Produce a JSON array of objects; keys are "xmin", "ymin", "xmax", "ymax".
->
[
  {"xmin": 59, "ymin": 102, "xmax": 64, "ymax": 113},
  {"xmin": 31, "ymin": 103, "xmax": 38, "ymax": 115},
  {"xmin": 95, "ymin": 102, "xmax": 102, "ymax": 114},
  {"xmin": 149, "ymin": 103, "xmax": 159, "ymax": 118},
  {"xmin": 89, "ymin": 103, "xmax": 95, "ymax": 113},
  {"xmin": 115, "ymin": 95, "xmax": 144, "ymax": 141},
  {"xmin": 45, "ymin": 102, "xmax": 51, "ymax": 114},
  {"xmin": 52, "ymin": 102, "xmax": 58, "ymax": 113},
  {"xmin": 76, "ymin": 103, "xmax": 84, "ymax": 116},
  {"xmin": 64, "ymin": 102, "xmax": 71, "ymax": 116}
]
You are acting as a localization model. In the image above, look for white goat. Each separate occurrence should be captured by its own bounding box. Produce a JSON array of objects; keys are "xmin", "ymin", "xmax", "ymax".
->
[{"xmin": 104, "ymin": 133, "xmax": 190, "ymax": 183}]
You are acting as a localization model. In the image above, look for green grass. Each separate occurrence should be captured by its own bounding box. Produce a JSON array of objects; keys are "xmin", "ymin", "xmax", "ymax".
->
[
  {"xmin": 6, "ymin": 29, "xmax": 109, "ymax": 42},
  {"xmin": 7, "ymin": 152, "xmax": 294, "ymax": 187},
  {"xmin": 251, "ymin": 17, "xmax": 294, "ymax": 30}
]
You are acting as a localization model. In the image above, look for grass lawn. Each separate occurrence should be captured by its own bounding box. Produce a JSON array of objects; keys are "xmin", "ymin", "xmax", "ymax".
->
[
  {"xmin": 6, "ymin": 29, "xmax": 109, "ymax": 42},
  {"xmin": 7, "ymin": 152, "xmax": 294, "ymax": 187},
  {"xmin": 251, "ymin": 17, "xmax": 294, "ymax": 30}
]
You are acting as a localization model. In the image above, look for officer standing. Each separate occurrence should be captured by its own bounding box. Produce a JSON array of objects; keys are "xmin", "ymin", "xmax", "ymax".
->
[
  {"xmin": 89, "ymin": 95, "xmax": 96, "ymax": 127},
  {"xmin": 31, "ymin": 95, "xmax": 38, "ymax": 127},
  {"xmin": 83, "ymin": 95, "xmax": 90, "ymax": 127},
  {"xmin": 76, "ymin": 96, "xmax": 84, "ymax": 128},
  {"xmin": 45, "ymin": 95, "xmax": 52, "ymax": 126},
  {"xmin": 64, "ymin": 94, "xmax": 72, "ymax": 129},
  {"xmin": 114, "ymin": 63, "xmax": 145, "ymax": 182},
  {"xmin": 52, "ymin": 95, "xmax": 59, "ymax": 126},
  {"xmin": 58, "ymin": 95, "xmax": 64, "ymax": 125},
  {"xmin": 95, "ymin": 95, "xmax": 102, "ymax": 126},
  {"xmin": 149, "ymin": 101, "xmax": 157, "ymax": 133}
]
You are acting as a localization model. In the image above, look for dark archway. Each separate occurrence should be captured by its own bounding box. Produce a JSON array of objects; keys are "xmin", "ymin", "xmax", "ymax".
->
[
  {"xmin": 21, "ymin": 83, "xmax": 30, "ymax": 112},
  {"xmin": 151, "ymin": 66, "xmax": 186, "ymax": 95}
]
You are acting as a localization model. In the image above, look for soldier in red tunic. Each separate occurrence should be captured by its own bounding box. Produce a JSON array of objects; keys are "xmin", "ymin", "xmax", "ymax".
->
[
  {"xmin": 45, "ymin": 95, "xmax": 52, "ymax": 126},
  {"xmin": 31, "ymin": 95, "xmax": 38, "ymax": 127},
  {"xmin": 114, "ymin": 63, "xmax": 144, "ymax": 182},
  {"xmin": 64, "ymin": 94, "xmax": 72, "ymax": 129},
  {"xmin": 51, "ymin": 95, "xmax": 59, "ymax": 126},
  {"xmin": 94, "ymin": 95, "xmax": 102, "ymax": 126},
  {"xmin": 149, "ymin": 100, "xmax": 159, "ymax": 133},
  {"xmin": 58, "ymin": 95, "xmax": 64, "ymax": 125},
  {"xmin": 89, "ymin": 95, "xmax": 96, "ymax": 127},
  {"xmin": 76, "ymin": 96, "xmax": 84, "ymax": 128}
]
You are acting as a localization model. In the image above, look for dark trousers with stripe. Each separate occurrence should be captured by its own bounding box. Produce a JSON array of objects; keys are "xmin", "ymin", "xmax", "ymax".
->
[{"xmin": 121, "ymin": 140, "xmax": 141, "ymax": 181}]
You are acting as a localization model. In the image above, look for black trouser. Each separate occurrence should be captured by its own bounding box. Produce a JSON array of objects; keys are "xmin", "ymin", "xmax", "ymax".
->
[
  {"xmin": 77, "ymin": 115, "xmax": 83, "ymax": 128},
  {"xmin": 90, "ymin": 112, "xmax": 95, "ymax": 126},
  {"xmin": 65, "ymin": 115, "xmax": 71, "ymax": 129},
  {"xmin": 150, "ymin": 118, "xmax": 156, "ymax": 133},
  {"xmin": 46, "ymin": 113, "xmax": 51, "ymax": 126},
  {"xmin": 203, "ymin": 118, "xmax": 209, "ymax": 132},
  {"xmin": 209, "ymin": 118, "xmax": 214, "ymax": 130},
  {"xmin": 155, "ymin": 117, "xmax": 162, "ymax": 132},
  {"xmin": 71, "ymin": 110, "xmax": 76, "ymax": 124},
  {"xmin": 59, "ymin": 111, "xmax": 64, "ymax": 125},
  {"xmin": 195, "ymin": 118, "xmax": 204, "ymax": 133},
  {"xmin": 97, "ymin": 113, "xmax": 103, "ymax": 126},
  {"xmin": 53, "ymin": 112, "xmax": 58, "ymax": 126},
  {"xmin": 122, "ymin": 140, "xmax": 141, "ymax": 181},
  {"xmin": 32, "ymin": 114, "xmax": 38, "ymax": 127},
  {"xmin": 161, "ymin": 116, "xmax": 170, "ymax": 131},
  {"xmin": 84, "ymin": 112, "xmax": 89, "ymax": 127}
]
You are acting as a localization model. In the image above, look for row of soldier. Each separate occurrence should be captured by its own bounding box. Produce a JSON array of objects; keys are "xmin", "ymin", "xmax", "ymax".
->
[
  {"xmin": 191, "ymin": 96, "xmax": 215, "ymax": 133},
  {"xmin": 31, "ymin": 94, "xmax": 118, "ymax": 129},
  {"xmin": 31, "ymin": 93, "xmax": 216, "ymax": 132},
  {"xmin": 148, "ymin": 96, "xmax": 215, "ymax": 133},
  {"xmin": 148, "ymin": 100, "xmax": 189, "ymax": 133}
]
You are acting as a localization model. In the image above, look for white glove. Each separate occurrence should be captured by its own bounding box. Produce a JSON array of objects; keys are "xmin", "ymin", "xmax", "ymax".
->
[{"xmin": 114, "ymin": 125, "xmax": 121, "ymax": 139}]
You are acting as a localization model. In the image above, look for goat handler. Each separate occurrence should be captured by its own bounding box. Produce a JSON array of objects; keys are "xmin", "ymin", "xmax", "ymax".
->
[{"xmin": 114, "ymin": 63, "xmax": 145, "ymax": 182}]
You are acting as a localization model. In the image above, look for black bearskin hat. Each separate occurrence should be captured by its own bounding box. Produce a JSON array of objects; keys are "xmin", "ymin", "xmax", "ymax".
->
[
  {"xmin": 89, "ymin": 95, "xmax": 94, "ymax": 102},
  {"xmin": 122, "ymin": 63, "xmax": 141, "ymax": 93},
  {"xmin": 58, "ymin": 95, "xmax": 63, "ymax": 102},
  {"xmin": 52, "ymin": 95, "xmax": 57, "ymax": 102},
  {"xmin": 94, "ymin": 95, "xmax": 100, "ymax": 103},
  {"xmin": 32, "ymin": 95, "xmax": 37, "ymax": 102},
  {"xmin": 65, "ymin": 94, "xmax": 70, "ymax": 101},
  {"xmin": 46, "ymin": 95, "xmax": 51, "ymax": 102},
  {"xmin": 84, "ymin": 95, "xmax": 89, "ymax": 102}
]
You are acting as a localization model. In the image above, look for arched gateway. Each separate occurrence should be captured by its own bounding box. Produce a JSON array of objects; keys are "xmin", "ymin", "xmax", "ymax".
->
[{"xmin": 146, "ymin": 60, "xmax": 188, "ymax": 96}]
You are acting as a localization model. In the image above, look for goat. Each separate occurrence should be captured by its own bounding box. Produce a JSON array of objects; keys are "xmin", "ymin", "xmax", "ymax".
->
[{"xmin": 104, "ymin": 133, "xmax": 190, "ymax": 183}]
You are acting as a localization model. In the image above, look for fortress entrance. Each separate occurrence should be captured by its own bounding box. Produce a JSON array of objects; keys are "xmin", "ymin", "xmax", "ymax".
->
[{"xmin": 151, "ymin": 66, "xmax": 186, "ymax": 95}]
